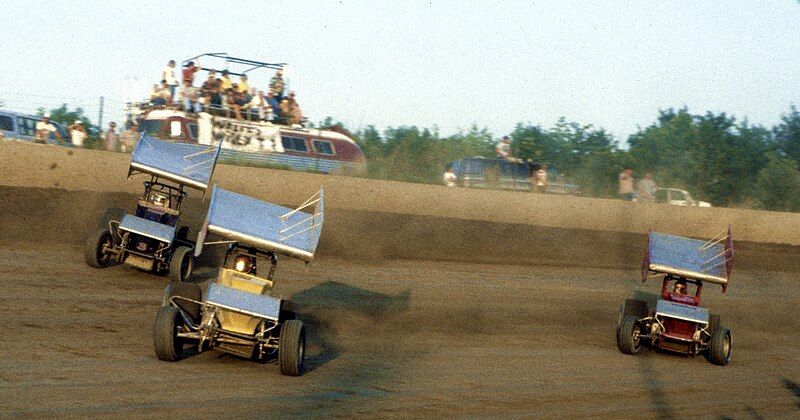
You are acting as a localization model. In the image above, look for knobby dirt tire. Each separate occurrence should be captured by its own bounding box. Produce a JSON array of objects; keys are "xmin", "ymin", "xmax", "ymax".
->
[
  {"xmin": 154, "ymin": 306, "xmax": 183, "ymax": 362},
  {"xmin": 618, "ymin": 315, "xmax": 642, "ymax": 355},
  {"xmin": 279, "ymin": 320, "xmax": 306, "ymax": 376}
]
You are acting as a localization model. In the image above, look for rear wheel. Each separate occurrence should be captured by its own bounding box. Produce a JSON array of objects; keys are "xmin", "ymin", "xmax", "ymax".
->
[
  {"xmin": 617, "ymin": 315, "xmax": 642, "ymax": 355},
  {"xmin": 169, "ymin": 246, "xmax": 194, "ymax": 283},
  {"xmin": 84, "ymin": 227, "xmax": 113, "ymax": 268},
  {"xmin": 709, "ymin": 327, "xmax": 732, "ymax": 366},
  {"xmin": 707, "ymin": 313, "xmax": 720, "ymax": 336},
  {"xmin": 162, "ymin": 282, "xmax": 202, "ymax": 322},
  {"xmin": 154, "ymin": 306, "xmax": 183, "ymax": 361},
  {"xmin": 279, "ymin": 320, "xmax": 306, "ymax": 376}
]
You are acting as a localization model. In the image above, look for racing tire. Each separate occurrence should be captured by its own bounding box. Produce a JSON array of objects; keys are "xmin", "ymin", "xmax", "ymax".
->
[
  {"xmin": 154, "ymin": 306, "xmax": 183, "ymax": 362},
  {"xmin": 85, "ymin": 227, "xmax": 113, "ymax": 268},
  {"xmin": 162, "ymin": 282, "xmax": 202, "ymax": 322},
  {"xmin": 707, "ymin": 313, "xmax": 720, "ymax": 336},
  {"xmin": 617, "ymin": 299, "xmax": 648, "ymax": 343},
  {"xmin": 709, "ymin": 326, "xmax": 732, "ymax": 366},
  {"xmin": 169, "ymin": 246, "xmax": 195, "ymax": 283},
  {"xmin": 617, "ymin": 315, "xmax": 642, "ymax": 355},
  {"xmin": 279, "ymin": 320, "xmax": 306, "ymax": 376},
  {"xmin": 98, "ymin": 207, "xmax": 125, "ymax": 228}
]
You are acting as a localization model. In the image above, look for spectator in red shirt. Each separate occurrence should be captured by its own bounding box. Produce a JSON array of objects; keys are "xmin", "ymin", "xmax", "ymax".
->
[{"xmin": 182, "ymin": 60, "xmax": 201, "ymax": 86}]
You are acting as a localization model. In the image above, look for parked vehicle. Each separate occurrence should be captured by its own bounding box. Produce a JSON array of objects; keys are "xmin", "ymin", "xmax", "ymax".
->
[
  {"xmin": 84, "ymin": 135, "xmax": 221, "ymax": 282},
  {"xmin": 616, "ymin": 228, "xmax": 734, "ymax": 365},
  {"xmin": 0, "ymin": 110, "xmax": 69, "ymax": 143},
  {"xmin": 654, "ymin": 188, "xmax": 711, "ymax": 207},
  {"xmin": 155, "ymin": 186, "xmax": 324, "ymax": 376},
  {"xmin": 443, "ymin": 157, "xmax": 581, "ymax": 195}
]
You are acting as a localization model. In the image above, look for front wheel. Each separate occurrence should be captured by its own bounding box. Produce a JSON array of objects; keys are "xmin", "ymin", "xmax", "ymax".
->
[
  {"xmin": 617, "ymin": 315, "xmax": 642, "ymax": 355},
  {"xmin": 709, "ymin": 327, "xmax": 732, "ymax": 366},
  {"xmin": 84, "ymin": 227, "xmax": 113, "ymax": 268},
  {"xmin": 169, "ymin": 246, "xmax": 194, "ymax": 283},
  {"xmin": 279, "ymin": 320, "xmax": 306, "ymax": 376},
  {"xmin": 154, "ymin": 306, "xmax": 183, "ymax": 361}
]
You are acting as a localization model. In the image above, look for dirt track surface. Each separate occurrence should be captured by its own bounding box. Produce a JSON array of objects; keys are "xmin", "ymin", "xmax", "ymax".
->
[{"xmin": 1, "ymin": 170, "xmax": 800, "ymax": 415}]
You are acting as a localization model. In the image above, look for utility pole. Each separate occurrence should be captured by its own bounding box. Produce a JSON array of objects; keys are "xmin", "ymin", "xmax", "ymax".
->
[{"xmin": 98, "ymin": 96, "xmax": 105, "ymax": 130}]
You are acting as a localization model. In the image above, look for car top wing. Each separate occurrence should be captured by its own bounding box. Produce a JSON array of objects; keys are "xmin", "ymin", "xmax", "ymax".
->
[
  {"xmin": 195, "ymin": 186, "xmax": 324, "ymax": 262},
  {"xmin": 641, "ymin": 226, "xmax": 733, "ymax": 291},
  {"xmin": 128, "ymin": 134, "xmax": 222, "ymax": 191}
]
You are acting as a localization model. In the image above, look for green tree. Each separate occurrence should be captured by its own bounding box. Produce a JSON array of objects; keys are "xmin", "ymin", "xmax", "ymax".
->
[
  {"xmin": 774, "ymin": 104, "xmax": 800, "ymax": 165},
  {"xmin": 754, "ymin": 154, "xmax": 800, "ymax": 211}
]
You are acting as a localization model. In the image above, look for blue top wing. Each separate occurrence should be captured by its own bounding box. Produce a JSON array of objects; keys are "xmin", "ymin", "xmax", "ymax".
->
[
  {"xmin": 645, "ymin": 229, "xmax": 733, "ymax": 286},
  {"xmin": 196, "ymin": 186, "xmax": 324, "ymax": 262},
  {"xmin": 128, "ymin": 134, "xmax": 221, "ymax": 191}
]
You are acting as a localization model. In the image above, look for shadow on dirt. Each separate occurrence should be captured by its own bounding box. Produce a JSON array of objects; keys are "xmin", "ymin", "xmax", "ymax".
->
[
  {"xmin": 289, "ymin": 281, "xmax": 411, "ymax": 372},
  {"xmin": 782, "ymin": 378, "xmax": 800, "ymax": 409},
  {"xmin": 637, "ymin": 355, "xmax": 674, "ymax": 419}
]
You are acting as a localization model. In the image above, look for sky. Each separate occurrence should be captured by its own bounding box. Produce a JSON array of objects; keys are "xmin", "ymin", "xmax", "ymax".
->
[{"xmin": 1, "ymin": 1, "xmax": 799, "ymax": 143}]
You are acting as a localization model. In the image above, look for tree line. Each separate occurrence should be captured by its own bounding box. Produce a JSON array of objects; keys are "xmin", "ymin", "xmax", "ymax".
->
[{"xmin": 318, "ymin": 106, "xmax": 800, "ymax": 213}]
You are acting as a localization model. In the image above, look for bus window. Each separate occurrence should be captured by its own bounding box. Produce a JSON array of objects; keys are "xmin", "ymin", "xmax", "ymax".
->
[
  {"xmin": 16, "ymin": 117, "xmax": 37, "ymax": 136},
  {"xmin": 0, "ymin": 115, "xmax": 13, "ymax": 132},
  {"xmin": 170, "ymin": 121, "xmax": 182, "ymax": 137},
  {"xmin": 139, "ymin": 120, "xmax": 163, "ymax": 137},
  {"xmin": 282, "ymin": 136, "xmax": 308, "ymax": 152},
  {"xmin": 188, "ymin": 123, "xmax": 198, "ymax": 140},
  {"xmin": 312, "ymin": 140, "xmax": 335, "ymax": 155}
]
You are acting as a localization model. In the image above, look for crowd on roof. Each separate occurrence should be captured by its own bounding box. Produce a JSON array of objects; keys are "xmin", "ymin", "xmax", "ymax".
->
[{"xmin": 150, "ymin": 59, "xmax": 304, "ymax": 125}]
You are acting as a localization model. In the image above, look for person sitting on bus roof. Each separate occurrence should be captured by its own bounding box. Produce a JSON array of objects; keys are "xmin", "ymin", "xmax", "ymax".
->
[
  {"xmin": 237, "ymin": 74, "xmax": 250, "ymax": 96},
  {"xmin": 277, "ymin": 99, "xmax": 291, "ymax": 125},
  {"xmin": 269, "ymin": 69, "xmax": 285, "ymax": 99},
  {"xmin": 287, "ymin": 91, "xmax": 303, "ymax": 125},
  {"xmin": 151, "ymin": 80, "xmax": 171, "ymax": 106},
  {"xmin": 228, "ymin": 84, "xmax": 248, "ymax": 120},
  {"xmin": 200, "ymin": 71, "xmax": 222, "ymax": 109},
  {"xmin": 265, "ymin": 91, "xmax": 280, "ymax": 121},
  {"xmin": 219, "ymin": 70, "xmax": 233, "ymax": 92},
  {"xmin": 180, "ymin": 80, "xmax": 201, "ymax": 113},
  {"xmin": 246, "ymin": 89, "xmax": 266, "ymax": 121}
]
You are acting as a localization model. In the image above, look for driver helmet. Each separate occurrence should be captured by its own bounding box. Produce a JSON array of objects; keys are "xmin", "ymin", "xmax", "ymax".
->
[
  {"xmin": 151, "ymin": 192, "xmax": 169, "ymax": 208},
  {"xmin": 674, "ymin": 280, "xmax": 687, "ymax": 294}
]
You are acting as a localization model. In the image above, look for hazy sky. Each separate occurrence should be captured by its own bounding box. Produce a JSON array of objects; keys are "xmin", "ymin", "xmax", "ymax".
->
[{"xmin": 1, "ymin": 1, "xmax": 798, "ymax": 142}]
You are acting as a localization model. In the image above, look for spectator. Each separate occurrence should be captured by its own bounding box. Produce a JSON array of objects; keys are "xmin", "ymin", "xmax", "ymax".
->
[
  {"xmin": 119, "ymin": 122, "xmax": 139, "ymax": 153},
  {"xmin": 228, "ymin": 84, "xmax": 247, "ymax": 120},
  {"xmin": 35, "ymin": 113, "xmax": 61, "ymax": 144},
  {"xmin": 149, "ymin": 83, "xmax": 161, "ymax": 105},
  {"xmin": 637, "ymin": 172, "xmax": 657, "ymax": 202},
  {"xmin": 68, "ymin": 120, "xmax": 87, "ymax": 147},
  {"xmin": 219, "ymin": 70, "xmax": 233, "ymax": 92},
  {"xmin": 496, "ymin": 136, "xmax": 513, "ymax": 161},
  {"xmin": 162, "ymin": 60, "xmax": 179, "ymax": 100},
  {"xmin": 200, "ymin": 71, "xmax": 222, "ymax": 109},
  {"xmin": 535, "ymin": 163, "xmax": 548, "ymax": 193},
  {"xmin": 103, "ymin": 121, "xmax": 119, "ymax": 151},
  {"xmin": 443, "ymin": 166, "xmax": 457, "ymax": 187},
  {"xmin": 270, "ymin": 69, "xmax": 285, "ymax": 99},
  {"xmin": 265, "ymin": 91, "xmax": 280, "ymax": 121},
  {"xmin": 278, "ymin": 99, "xmax": 291, "ymax": 124},
  {"xmin": 180, "ymin": 80, "xmax": 201, "ymax": 113},
  {"xmin": 237, "ymin": 75, "xmax": 250, "ymax": 97},
  {"xmin": 152, "ymin": 80, "xmax": 171, "ymax": 106},
  {"xmin": 246, "ymin": 89, "xmax": 265, "ymax": 120},
  {"xmin": 287, "ymin": 91, "xmax": 303, "ymax": 125},
  {"xmin": 619, "ymin": 167, "xmax": 634, "ymax": 201},
  {"xmin": 182, "ymin": 60, "xmax": 201, "ymax": 85}
]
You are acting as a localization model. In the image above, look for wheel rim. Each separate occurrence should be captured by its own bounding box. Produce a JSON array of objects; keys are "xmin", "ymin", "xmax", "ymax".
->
[
  {"xmin": 631, "ymin": 324, "xmax": 641, "ymax": 348},
  {"xmin": 182, "ymin": 255, "xmax": 193, "ymax": 280},
  {"xmin": 723, "ymin": 333, "xmax": 731, "ymax": 358},
  {"xmin": 98, "ymin": 234, "xmax": 112, "ymax": 264},
  {"xmin": 298, "ymin": 333, "xmax": 305, "ymax": 367}
]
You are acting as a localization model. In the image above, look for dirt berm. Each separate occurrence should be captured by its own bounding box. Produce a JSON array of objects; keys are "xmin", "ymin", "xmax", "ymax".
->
[{"xmin": 2, "ymin": 141, "xmax": 800, "ymax": 269}]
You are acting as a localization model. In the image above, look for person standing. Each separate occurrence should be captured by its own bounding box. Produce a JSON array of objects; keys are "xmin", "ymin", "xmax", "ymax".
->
[
  {"xmin": 162, "ymin": 60, "xmax": 179, "ymax": 100},
  {"xmin": 637, "ymin": 172, "xmax": 657, "ymax": 202},
  {"xmin": 535, "ymin": 163, "xmax": 548, "ymax": 193},
  {"xmin": 68, "ymin": 120, "xmax": 87, "ymax": 147},
  {"xmin": 35, "ymin": 113, "xmax": 61, "ymax": 144},
  {"xmin": 103, "ymin": 121, "xmax": 119, "ymax": 152},
  {"xmin": 618, "ymin": 167, "xmax": 634, "ymax": 201},
  {"xmin": 496, "ymin": 136, "xmax": 514, "ymax": 161},
  {"xmin": 269, "ymin": 69, "xmax": 285, "ymax": 99},
  {"xmin": 182, "ymin": 60, "xmax": 201, "ymax": 86},
  {"xmin": 119, "ymin": 122, "xmax": 139, "ymax": 153}
]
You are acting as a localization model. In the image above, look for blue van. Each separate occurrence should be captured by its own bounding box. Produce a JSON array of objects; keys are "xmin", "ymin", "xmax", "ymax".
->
[
  {"xmin": 444, "ymin": 157, "xmax": 581, "ymax": 195},
  {"xmin": 0, "ymin": 110, "xmax": 69, "ymax": 143}
]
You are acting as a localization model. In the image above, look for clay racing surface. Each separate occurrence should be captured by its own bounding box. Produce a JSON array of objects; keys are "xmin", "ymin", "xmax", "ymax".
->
[{"xmin": 1, "ymin": 183, "xmax": 799, "ymax": 416}]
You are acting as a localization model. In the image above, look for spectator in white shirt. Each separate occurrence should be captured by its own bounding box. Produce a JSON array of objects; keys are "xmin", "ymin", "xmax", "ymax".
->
[
  {"xmin": 35, "ymin": 114, "xmax": 61, "ymax": 144},
  {"xmin": 68, "ymin": 120, "xmax": 87, "ymax": 147},
  {"xmin": 162, "ymin": 60, "xmax": 179, "ymax": 100}
]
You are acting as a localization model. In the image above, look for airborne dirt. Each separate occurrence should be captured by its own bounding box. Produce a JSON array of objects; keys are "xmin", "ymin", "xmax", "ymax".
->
[{"xmin": 1, "ymin": 184, "xmax": 799, "ymax": 417}]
